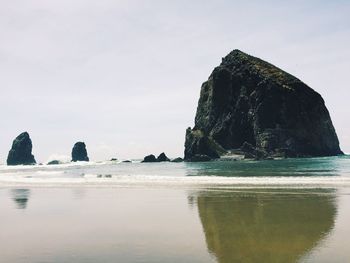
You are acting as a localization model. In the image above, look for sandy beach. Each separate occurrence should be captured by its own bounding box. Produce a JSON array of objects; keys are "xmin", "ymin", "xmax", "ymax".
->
[{"xmin": 1, "ymin": 180, "xmax": 350, "ymax": 262}]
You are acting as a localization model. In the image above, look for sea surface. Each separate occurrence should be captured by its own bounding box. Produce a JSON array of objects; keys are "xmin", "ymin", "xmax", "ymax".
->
[{"xmin": 1, "ymin": 156, "xmax": 350, "ymax": 262}]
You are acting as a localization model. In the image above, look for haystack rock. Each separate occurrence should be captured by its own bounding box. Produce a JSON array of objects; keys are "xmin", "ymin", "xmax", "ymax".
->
[
  {"xmin": 7, "ymin": 132, "xmax": 36, "ymax": 165},
  {"xmin": 71, "ymin": 142, "xmax": 89, "ymax": 162},
  {"xmin": 185, "ymin": 49, "xmax": 342, "ymax": 161}
]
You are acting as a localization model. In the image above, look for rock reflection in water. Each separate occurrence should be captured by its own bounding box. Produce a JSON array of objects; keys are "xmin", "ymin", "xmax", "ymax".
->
[
  {"xmin": 193, "ymin": 189, "xmax": 337, "ymax": 263},
  {"xmin": 11, "ymin": 189, "xmax": 30, "ymax": 209}
]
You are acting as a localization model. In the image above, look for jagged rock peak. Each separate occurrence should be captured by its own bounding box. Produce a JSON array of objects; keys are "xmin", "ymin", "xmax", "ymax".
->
[{"xmin": 157, "ymin": 152, "xmax": 170, "ymax": 162}]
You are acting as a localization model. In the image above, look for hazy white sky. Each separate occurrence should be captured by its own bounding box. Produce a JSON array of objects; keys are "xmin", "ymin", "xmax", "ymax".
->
[{"xmin": 1, "ymin": 0, "xmax": 349, "ymax": 162}]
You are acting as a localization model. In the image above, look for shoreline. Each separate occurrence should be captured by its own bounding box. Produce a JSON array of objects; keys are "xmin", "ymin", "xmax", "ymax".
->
[{"xmin": 1, "ymin": 175, "xmax": 350, "ymax": 188}]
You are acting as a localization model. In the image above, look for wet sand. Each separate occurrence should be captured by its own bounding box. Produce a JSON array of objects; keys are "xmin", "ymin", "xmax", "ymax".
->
[{"xmin": 1, "ymin": 186, "xmax": 350, "ymax": 262}]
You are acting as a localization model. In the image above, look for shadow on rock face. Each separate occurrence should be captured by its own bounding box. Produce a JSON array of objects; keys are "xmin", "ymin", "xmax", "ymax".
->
[
  {"xmin": 191, "ymin": 189, "xmax": 337, "ymax": 263},
  {"xmin": 11, "ymin": 189, "xmax": 31, "ymax": 209}
]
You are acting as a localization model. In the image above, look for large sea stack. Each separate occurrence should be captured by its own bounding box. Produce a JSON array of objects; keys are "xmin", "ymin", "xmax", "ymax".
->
[
  {"xmin": 185, "ymin": 50, "xmax": 342, "ymax": 161},
  {"xmin": 7, "ymin": 132, "xmax": 36, "ymax": 165},
  {"xmin": 71, "ymin": 142, "xmax": 89, "ymax": 162}
]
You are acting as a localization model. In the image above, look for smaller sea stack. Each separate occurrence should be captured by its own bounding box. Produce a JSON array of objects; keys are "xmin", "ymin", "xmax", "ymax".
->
[
  {"xmin": 157, "ymin": 152, "xmax": 170, "ymax": 162},
  {"xmin": 7, "ymin": 132, "xmax": 36, "ymax": 165},
  {"xmin": 71, "ymin": 142, "xmax": 89, "ymax": 162},
  {"xmin": 142, "ymin": 154, "xmax": 157, "ymax": 163},
  {"xmin": 142, "ymin": 153, "xmax": 171, "ymax": 163}
]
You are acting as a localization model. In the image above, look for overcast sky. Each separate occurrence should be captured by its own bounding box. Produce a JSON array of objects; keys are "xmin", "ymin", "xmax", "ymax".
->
[{"xmin": 0, "ymin": 0, "xmax": 349, "ymax": 163}]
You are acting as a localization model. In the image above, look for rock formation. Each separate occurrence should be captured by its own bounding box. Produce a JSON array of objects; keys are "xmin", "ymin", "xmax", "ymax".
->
[
  {"xmin": 142, "ymin": 153, "xmax": 171, "ymax": 162},
  {"xmin": 7, "ymin": 132, "xmax": 36, "ymax": 165},
  {"xmin": 171, "ymin": 157, "xmax": 184, "ymax": 163},
  {"xmin": 185, "ymin": 49, "xmax": 343, "ymax": 161},
  {"xmin": 142, "ymin": 154, "xmax": 157, "ymax": 163},
  {"xmin": 71, "ymin": 142, "xmax": 89, "ymax": 162},
  {"xmin": 157, "ymin": 152, "xmax": 170, "ymax": 162},
  {"xmin": 47, "ymin": 160, "xmax": 61, "ymax": 165}
]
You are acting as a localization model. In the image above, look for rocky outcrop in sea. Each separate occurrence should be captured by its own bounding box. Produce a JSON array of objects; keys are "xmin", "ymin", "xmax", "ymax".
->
[
  {"xmin": 47, "ymin": 160, "xmax": 61, "ymax": 165},
  {"xmin": 142, "ymin": 153, "xmax": 171, "ymax": 162},
  {"xmin": 157, "ymin": 152, "xmax": 170, "ymax": 162},
  {"xmin": 71, "ymin": 142, "xmax": 89, "ymax": 162},
  {"xmin": 185, "ymin": 49, "xmax": 343, "ymax": 161},
  {"xmin": 171, "ymin": 157, "xmax": 184, "ymax": 163},
  {"xmin": 7, "ymin": 132, "xmax": 36, "ymax": 165},
  {"xmin": 142, "ymin": 154, "xmax": 157, "ymax": 163}
]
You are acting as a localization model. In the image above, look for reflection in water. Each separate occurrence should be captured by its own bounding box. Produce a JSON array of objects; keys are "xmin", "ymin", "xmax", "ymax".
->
[
  {"xmin": 193, "ymin": 189, "xmax": 337, "ymax": 263},
  {"xmin": 11, "ymin": 189, "xmax": 30, "ymax": 209},
  {"xmin": 71, "ymin": 188, "xmax": 86, "ymax": 200}
]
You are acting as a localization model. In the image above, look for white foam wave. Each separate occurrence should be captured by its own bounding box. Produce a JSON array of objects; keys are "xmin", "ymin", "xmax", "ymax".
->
[
  {"xmin": 1, "ymin": 174, "xmax": 350, "ymax": 188},
  {"xmin": 0, "ymin": 161, "xmax": 111, "ymax": 171},
  {"xmin": 46, "ymin": 154, "xmax": 71, "ymax": 163}
]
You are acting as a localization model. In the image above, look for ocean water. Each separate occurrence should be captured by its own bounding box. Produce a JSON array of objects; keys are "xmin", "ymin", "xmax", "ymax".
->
[
  {"xmin": 0, "ymin": 155, "xmax": 350, "ymax": 188},
  {"xmin": 1, "ymin": 156, "xmax": 350, "ymax": 263}
]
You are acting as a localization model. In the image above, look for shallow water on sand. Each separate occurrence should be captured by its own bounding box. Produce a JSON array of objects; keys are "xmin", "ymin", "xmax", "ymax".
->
[{"xmin": 1, "ymin": 156, "xmax": 350, "ymax": 262}]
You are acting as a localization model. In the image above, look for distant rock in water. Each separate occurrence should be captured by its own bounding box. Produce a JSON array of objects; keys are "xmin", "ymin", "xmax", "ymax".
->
[
  {"xmin": 171, "ymin": 157, "xmax": 184, "ymax": 163},
  {"xmin": 7, "ymin": 132, "xmax": 36, "ymax": 165},
  {"xmin": 157, "ymin": 152, "xmax": 170, "ymax": 162},
  {"xmin": 185, "ymin": 49, "xmax": 343, "ymax": 161},
  {"xmin": 142, "ymin": 153, "xmax": 171, "ymax": 162},
  {"xmin": 142, "ymin": 154, "xmax": 157, "ymax": 163},
  {"xmin": 71, "ymin": 142, "xmax": 89, "ymax": 162},
  {"xmin": 47, "ymin": 160, "xmax": 61, "ymax": 165}
]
